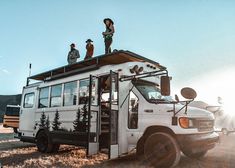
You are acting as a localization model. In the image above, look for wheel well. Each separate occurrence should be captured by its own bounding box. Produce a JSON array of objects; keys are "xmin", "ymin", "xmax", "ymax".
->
[
  {"xmin": 136, "ymin": 126, "xmax": 176, "ymax": 154},
  {"xmin": 143, "ymin": 126, "xmax": 176, "ymax": 138}
]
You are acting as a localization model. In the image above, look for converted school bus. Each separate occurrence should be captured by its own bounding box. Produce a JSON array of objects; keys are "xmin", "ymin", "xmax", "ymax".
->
[{"xmin": 19, "ymin": 50, "xmax": 219, "ymax": 167}]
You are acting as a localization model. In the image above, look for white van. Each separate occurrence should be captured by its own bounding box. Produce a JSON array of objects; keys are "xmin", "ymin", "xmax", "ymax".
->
[{"xmin": 19, "ymin": 50, "xmax": 219, "ymax": 167}]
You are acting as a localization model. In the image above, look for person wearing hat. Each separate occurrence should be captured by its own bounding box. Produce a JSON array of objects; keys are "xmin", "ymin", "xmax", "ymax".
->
[
  {"xmin": 67, "ymin": 43, "xmax": 80, "ymax": 65},
  {"xmin": 102, "ymin": 18, "xmax": 115, "ymax": 54},
  {"xmin": 84, "ymin": 39, "xmax": 94, "ymax": 60}
]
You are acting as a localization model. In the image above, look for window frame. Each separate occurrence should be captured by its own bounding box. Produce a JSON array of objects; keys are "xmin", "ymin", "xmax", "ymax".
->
[
  {"xmin": 38, "ymin": 87, "xmax": 50, "ymax": 108},
  {"xmin": 63, "ymin": 80, "xmax": 78, "ymax": 106},
  {"xmin": 50, "ymin": 84, "xmax": 63, "ymax": 107},
  {"xmin": 23, "ymin": 92, "xmax": 35, "ymax": 108},
  {"xmin": 78, "ymin": 78, "xmax": 90, "ymax": 105}
]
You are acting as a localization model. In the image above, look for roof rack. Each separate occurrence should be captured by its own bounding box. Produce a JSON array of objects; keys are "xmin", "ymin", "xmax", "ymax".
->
[{"xmin": 27, "ymin": 50, "xmax": 166, "ymax": 83}]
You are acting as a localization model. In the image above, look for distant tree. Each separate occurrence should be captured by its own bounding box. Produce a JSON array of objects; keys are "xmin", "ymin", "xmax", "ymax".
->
[
  {"xmin": 52, "ymin": 110, "xmax": 61, "ymax": 131},
  {"xmin": 39, "ymin": 112, "xmax": 46, "ymax": 128},
  {"xmin": 73, "ymin": 108, "xmax": 83, "ymax": 132},
  {"xmin": 45, "ymin": 115, "xmax": 50, "ymax": 130}
]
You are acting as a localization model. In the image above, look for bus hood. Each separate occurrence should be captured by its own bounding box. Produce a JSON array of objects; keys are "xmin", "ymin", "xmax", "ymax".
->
[{"xmin": 174, "ymin": 104, "xmax": 214, "ymax": 119}]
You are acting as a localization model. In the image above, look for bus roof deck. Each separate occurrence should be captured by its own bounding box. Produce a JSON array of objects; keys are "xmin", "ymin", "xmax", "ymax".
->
[{"xmin": 28, "ymin": 50, "xmax": 166, "ymax": 83}]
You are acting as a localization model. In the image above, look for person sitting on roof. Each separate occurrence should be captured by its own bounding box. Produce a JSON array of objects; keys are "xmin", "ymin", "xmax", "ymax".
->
[
  {"xmin": 84, "ymin": 39, "xmax": 94, "ymax": 60},
  {"xmin": 67, "ymin": 43, "xmax": 80, "ymax": 65},
  {"xmin": 102, "ymin": 18, "xmax": 115, "ymax": 54}
]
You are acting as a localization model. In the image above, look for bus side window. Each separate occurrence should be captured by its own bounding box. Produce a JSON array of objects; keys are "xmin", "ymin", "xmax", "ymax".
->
[
  {"xmin": 128, "ymin": 91, "xmax": 139, "ymax": 129},
  {"xmin": 79, "ymin": 79, "xmax": 89, "ymax": 104},
  {"xmin": 64, "ymin": 81, "xmax": 78, "ymax": 106},
  {"xmin": 24, "ymin": 93, "xmax": 35, "ymax": 108},
  {"xmin": 39, "ymin": 87, "xmax": 49, "ymax": 108},
  {"xmin": 50, "ymin": 84, "xmax": 62, "ymax": 107}
]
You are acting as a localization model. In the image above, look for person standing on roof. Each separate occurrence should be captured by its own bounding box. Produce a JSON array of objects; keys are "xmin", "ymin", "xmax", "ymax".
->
[
  {"xmin": 102, "ymin": 18, "xmax": 115, "ymax": 54},
  {"xmin": 84, "ymin": 39, "xmax": 94, "ymax": 60},
  {"xmin": 67, "ymin": 43, "xmax": 80, "ymax": 65}
]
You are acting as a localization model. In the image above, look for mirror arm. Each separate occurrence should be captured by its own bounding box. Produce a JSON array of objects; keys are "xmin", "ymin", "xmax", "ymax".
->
[
  {"xmin": 172, "ymin": 99, "xmax": 193, "ymax": 116},
  {"xmin": 120, "ymin": 84, "xmax": 135, "ymax": 108}
]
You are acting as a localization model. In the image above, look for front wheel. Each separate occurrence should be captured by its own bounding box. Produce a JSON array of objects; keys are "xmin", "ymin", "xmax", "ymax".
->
[
  {"xmin": 144, "ymin": 132, "xmax": 181, "ymax": 168},
  {"xmin": 183, "ymin": 150, "xmax": 207, "ymax": 159}
]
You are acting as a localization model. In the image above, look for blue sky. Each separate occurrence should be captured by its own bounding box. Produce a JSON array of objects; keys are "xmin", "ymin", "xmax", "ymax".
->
[{"xmin": 0, "ymin": 0, "xmax": 234, "ymax": 104}]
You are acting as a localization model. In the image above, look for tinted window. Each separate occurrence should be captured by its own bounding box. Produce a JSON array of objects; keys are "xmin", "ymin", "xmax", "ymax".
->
[
  {"xmin": 64, "ymin": 81, "xmax": 77, "ymax": 106},
  {"xmin": 50, "ymin": 84, "xmax": 62, "ymax": 107},
  {"xmin": 24, "ymin": 93, "xmax": 35, "ymax": 108},
  {"xmin": 39, "ymin": 87, "xmax": 49, "ymax": 108},
  {"xmin": 128, "ymin": 91, "xmax": 139, "ymax": 129},
  {"xmin": 79, "ymin": 79, "xmax": 89, "ymax": 104},
  {"xmin": 5, "ymin": 107, "xmax": 20, "ymax": 116}
]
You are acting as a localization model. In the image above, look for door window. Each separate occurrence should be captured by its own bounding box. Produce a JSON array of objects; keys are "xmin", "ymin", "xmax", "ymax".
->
[
  {"xmin": 128, "ymin": 91, "xmax": 139, "ymax": 129},
  {"xmin": 23, "ymin": 93, "xmax": 35, "ymax": 108}
]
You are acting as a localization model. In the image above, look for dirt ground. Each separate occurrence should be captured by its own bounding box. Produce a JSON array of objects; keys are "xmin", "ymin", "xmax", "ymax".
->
[{"xmin": 1, "ymin": 131, "xmax": 235, "ymax": 168}]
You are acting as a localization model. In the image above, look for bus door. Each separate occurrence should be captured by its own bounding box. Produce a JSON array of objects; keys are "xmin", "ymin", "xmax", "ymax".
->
[
  {"xmin": 109, "ymin": 70, "xmax": 119, "ymax": 159},
  {"xmin": 87, "ymin": 75, "xmax": 99, "ymax": 156},
  {"xmin": 19, "ymin": 87, "xmax": 37, "ymax": 136}
]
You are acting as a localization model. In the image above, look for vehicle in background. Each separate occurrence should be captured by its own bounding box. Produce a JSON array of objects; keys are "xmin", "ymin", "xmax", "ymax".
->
[
  {"xmin": 3, "ymin": 105, "xmax": 20, "ymax": 133},
  {"xmin": 189, "ymin": 101, "xmax": 235, "ymax": 135},
  {"xmin": 19, "ymin": 50, "xmax": 219, "ymax": 168},
  {"xmin": 207, "ymin": 106, "xmax": 235, "ymax": 135}
]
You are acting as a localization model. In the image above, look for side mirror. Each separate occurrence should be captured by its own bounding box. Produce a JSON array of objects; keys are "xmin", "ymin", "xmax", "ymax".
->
[
  {"xmin": 161, "ymin": 76, "xmax": 171, "ymax": 96},
  {"xmin": 181, "ymin": 87, "xmax": 197, "ymax": 100}
]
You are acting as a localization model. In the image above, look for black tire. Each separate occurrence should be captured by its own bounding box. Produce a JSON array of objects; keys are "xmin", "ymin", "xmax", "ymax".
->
[
  {"xmin": 136, "ymin": 137, "xmax": 144, "ymax": 156},
  {"xmin": 13, "ymin": 127, "xmax": 18, "ymax": 133},
  {"xmin": 36, "ymin": 131, "xmax": 53, "ymax": 153},
  {"xmin": 144, "ymin": 132, "xmax": 181, "ymax": 168},
  {"xmin": 183, "ymin": 150, "xmax": 207, "ymax": 159},
  {"xmin": 52, "ymin": 144, "xmax": 60, "ymax": 153}
]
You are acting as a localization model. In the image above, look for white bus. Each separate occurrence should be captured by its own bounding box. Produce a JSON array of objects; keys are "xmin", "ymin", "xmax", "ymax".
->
[{"xmin": 19, "ymin": 50, "xmax": 219, "ymax": 167}]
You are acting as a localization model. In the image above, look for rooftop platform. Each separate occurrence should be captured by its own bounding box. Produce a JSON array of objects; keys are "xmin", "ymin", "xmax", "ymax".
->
[{"xmin": 29, "ymin": 50, "xmax": 166, "ymax": 81}]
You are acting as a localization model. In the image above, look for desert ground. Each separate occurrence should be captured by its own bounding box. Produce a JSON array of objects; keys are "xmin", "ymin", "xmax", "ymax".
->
[{"xmin": 1, "ymin": 125, "xmax": 235, "ymax": 168}]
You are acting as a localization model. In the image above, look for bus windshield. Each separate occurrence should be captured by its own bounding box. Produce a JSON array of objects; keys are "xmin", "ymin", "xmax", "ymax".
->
[
  {"xmin": 5, "ymin": 106, "xmax": 20, "ymax": 116},
  {"xmin": 134, "ymin": 82, "xmax": 173, "ymax": 103}
]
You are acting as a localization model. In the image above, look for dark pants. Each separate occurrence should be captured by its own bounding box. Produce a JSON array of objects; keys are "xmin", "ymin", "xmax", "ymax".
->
[{"xmin": 105, "ymin": 38, "xmax": 112, "ymax": 54}]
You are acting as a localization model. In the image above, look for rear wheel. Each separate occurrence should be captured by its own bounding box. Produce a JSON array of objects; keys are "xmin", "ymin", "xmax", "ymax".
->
[
  {"xmin": 13, "ymin": 127, "xmax": 18, "ymax": 133},
  {"xmin": 144, "ymin": 132, "xmax": 181, "ymax": 168},
  {"xmin": 52, "ymin": 144, "xmax": 60, "ymax": 152},
  {"xmin": 36, "ymin": 131, "xmax": 53, "ymax": 153},
  {"xmin": 183, "ymin": 150, "xmax": 207, "ymax": 159}
]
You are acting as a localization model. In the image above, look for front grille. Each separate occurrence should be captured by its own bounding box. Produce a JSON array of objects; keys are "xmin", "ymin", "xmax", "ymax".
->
[{"xmin": 195, "ymin": 120, "xmax": 214, "ymax": 132}]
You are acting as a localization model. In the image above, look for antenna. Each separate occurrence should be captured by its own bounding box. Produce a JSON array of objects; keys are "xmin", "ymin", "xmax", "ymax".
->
[
  {"xmin": 26, "ymin": 63, "xmax": 32, "ymax": 86},
  {"xmin": 29, "ymin": 63, "xmax": 32, "ymax": 76}
]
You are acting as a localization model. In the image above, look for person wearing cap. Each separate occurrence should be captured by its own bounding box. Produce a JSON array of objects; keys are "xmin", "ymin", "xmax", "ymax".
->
[
  {"xmin": 67, "ymin": 43, "xmax": 80, "ymax": 65},
  {"xmin": 102, "ymin": 18, "xmax": 115, "ymax": 54},
  {"xmin": 84, "ymin": 39, "xmax": 94, "ymax": 60}
]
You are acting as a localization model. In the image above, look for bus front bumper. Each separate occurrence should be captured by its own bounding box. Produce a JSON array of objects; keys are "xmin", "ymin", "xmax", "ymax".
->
[{"xmin": 177, "ymin": 132, "xmax": 219, "ymax": 153}]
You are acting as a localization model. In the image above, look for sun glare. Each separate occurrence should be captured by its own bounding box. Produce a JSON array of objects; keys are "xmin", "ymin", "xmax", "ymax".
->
[{"xmin": 185, "ymin": 68, "xmax": 235, "ymax": 117}]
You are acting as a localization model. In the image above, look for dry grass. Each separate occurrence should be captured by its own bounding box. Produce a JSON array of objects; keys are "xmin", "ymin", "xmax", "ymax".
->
[
  {"xmin": 1, "ymin": 133, "xmax": 235, "ymax": 168},
  {"xmin": 0, "ymin": 145, "xmax": 108, "ymax": 168}
]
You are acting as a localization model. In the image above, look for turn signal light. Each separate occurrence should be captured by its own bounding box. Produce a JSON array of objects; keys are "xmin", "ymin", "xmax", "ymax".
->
[{"xmin": 179, "ymin": 117, "xmax": 189, "ymax": 128}]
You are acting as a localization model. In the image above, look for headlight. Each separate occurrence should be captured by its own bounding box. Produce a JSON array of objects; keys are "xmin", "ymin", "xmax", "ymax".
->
[{"xmin": 179, "ymin": 117, "xmax": 194, "ymax": 128}]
